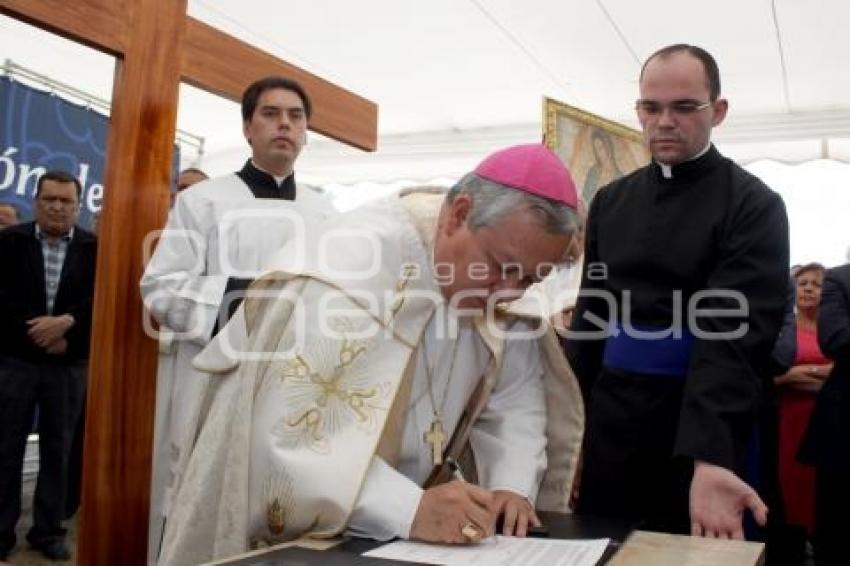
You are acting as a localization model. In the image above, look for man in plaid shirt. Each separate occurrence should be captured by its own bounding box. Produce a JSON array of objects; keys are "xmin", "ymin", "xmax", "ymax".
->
[{"xmin": 0, "ymin": 170, "xmax": 97, "ymax": 561}]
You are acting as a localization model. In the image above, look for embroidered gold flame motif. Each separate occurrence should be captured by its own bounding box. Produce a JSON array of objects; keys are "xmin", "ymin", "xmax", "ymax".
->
[
  {"xmin": 266, "ymin": 498, "xmax": 286, "ymax": 536},
  {"xmin": 262, "ymin": 470, "xmax": 296, "ymax": 540}
]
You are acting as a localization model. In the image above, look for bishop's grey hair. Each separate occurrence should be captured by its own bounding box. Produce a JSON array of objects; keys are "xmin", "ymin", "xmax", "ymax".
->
[{"xmin": 445, "ymin": 173, "xmax": 578, "ymax": 235}]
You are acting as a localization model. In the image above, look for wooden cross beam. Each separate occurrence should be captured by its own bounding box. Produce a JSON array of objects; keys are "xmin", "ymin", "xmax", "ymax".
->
[{"xmin": 0, "ymin": 1, "xmax": 378, "ymax": 564}]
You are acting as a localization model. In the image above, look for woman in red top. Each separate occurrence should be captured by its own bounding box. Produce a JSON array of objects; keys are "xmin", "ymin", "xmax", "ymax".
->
[{"xmin": 774, "ymin": 263, "xmax": 832, "ymax": 536}]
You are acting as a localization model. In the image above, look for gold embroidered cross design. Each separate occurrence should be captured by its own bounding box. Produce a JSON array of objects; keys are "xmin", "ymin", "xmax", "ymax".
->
[{"xmin": 272, "ymin": 322, "xmax": 389, "ymax": 452}]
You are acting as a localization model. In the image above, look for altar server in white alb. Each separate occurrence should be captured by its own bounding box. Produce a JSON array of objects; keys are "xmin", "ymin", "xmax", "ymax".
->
[
  {"xmin": 140, "ymin": 76, "xmax": 334, "ymax": 561},
  {"xmin": 158, "ymin": 144, "xmax": 586, "ymax": 565}
]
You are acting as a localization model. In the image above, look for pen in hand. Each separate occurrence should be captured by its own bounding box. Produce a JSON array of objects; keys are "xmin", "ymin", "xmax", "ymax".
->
[
  {"xmin": 447, "ymin": 458, "xmax": 498, "ymax": 542},
  {"xmin": 448, "ymin": 458, "xmax": 466, "ymax": 482}
]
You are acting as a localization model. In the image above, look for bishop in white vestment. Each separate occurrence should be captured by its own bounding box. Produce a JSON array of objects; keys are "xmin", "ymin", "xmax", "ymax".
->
[{"xmin": 159, "ymin": 144, "xmax": 586, "ymax": 565}]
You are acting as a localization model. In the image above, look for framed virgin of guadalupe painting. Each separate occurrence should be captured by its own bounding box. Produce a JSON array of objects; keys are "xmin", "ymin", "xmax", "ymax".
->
[{"xmin": 543, "ymin": 97, "xmax": 649, "ymax": 206}]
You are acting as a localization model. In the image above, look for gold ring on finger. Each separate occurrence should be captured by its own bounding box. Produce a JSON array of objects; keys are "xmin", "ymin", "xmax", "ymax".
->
[{"xmin": 461, "ymin": 522, "xmax": 482, "ymax": 541}]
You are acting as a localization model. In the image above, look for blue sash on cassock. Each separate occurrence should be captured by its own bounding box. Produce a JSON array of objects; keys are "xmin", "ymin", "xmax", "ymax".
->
[{"xmin": 602, "ymin": 323, "xmax": 695, "ymax": 377}]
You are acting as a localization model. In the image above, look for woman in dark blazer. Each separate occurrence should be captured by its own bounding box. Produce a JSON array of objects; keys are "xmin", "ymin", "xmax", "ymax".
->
[{"xmin": 800, "ymin": 262, "xmax": 850, "ymax": 566}]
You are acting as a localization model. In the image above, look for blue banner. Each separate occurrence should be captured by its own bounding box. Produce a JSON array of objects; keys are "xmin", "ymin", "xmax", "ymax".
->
[{"xmin": 0, "ymin": 76, "xmax": 179, "ymax": 231}]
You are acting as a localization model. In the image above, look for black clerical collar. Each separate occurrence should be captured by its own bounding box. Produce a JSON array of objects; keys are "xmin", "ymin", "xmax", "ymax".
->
[
  {"xmin": 650, "ymin": 144, "xmax": 723, "ymax": 184},
  {"xmin": 236, "ymin": 160, "xmax": 296, "ymax": 200}
]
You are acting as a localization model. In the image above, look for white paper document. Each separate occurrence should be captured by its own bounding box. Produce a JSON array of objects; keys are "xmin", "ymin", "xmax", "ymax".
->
[{"xmin": 363, "ymin": 536, "xmax": 610, "ymax": 566}]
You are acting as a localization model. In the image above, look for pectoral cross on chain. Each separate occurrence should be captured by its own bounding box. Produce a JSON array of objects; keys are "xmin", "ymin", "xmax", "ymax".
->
[{"xmin": 424, "ymin": 419, "xmax": 446, "ymax": 465}]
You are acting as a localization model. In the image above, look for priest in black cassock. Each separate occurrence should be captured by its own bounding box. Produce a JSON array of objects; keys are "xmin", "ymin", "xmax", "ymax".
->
[{"xmin": 567, "ymin": 44, "xmax": 789, "ymax": 539}]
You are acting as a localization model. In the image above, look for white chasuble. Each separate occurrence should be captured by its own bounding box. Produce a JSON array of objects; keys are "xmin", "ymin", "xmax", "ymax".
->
[{"xmin": 158, "ymin": 191, "xmax": 584, "ymax": 566}]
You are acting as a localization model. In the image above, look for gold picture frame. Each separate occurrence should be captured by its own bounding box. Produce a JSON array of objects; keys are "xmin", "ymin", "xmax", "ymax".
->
[{"xmin": 543, "ymin": 97, "xmax": 649, "ymax": 205}]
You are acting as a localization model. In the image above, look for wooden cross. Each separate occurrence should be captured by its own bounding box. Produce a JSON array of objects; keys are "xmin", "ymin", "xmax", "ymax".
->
[
  {"xmin": 0, "ymin": 1, "xmax": 377, "ymax": 564},
  {"xmin": 424, "ymin": 419, "xmax": 446, "ymax": 465}
]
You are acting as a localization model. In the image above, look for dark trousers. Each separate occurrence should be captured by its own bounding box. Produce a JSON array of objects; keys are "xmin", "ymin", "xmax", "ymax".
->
[
  {"xmin": 758, "ymin": 391, "xmax": 807, "ymax": 566},
  {"xmin": 0, "ymin": 356, "xmax": 87, "ymax": 551},
  {"xmin": 814, "ymin": 467, "xmax": 849, "ymax": 566},
  {"xmin": 576, "ymin": 368, "xmax": 692, "ymax": 534},
  {"xmin": 63, "ymin": 396, "xmax": 86, "ymax": 520}
]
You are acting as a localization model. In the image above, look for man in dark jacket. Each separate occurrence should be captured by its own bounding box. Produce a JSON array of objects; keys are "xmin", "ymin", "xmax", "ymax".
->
[
  {"xmin": 800, "ymin": 262, "xmax": 850, "ymax": 566},
  {"xmin": 0, "ymin": 170, "xmax": 97, "ymax": 561}
]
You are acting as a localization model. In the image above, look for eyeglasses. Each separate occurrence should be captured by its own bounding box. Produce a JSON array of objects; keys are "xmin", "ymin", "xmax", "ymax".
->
[{"xmin": 635, "ymin": 99, "xmax": 712, "ymax": 116}]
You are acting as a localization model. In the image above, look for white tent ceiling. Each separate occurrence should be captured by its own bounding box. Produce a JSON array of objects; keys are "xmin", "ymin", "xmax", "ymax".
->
[
  {"xmin": 2, "ymin": 0, "xmax": 850, "ymax": 183},
  {"xmin": 2, "ymin": 1, "xmax": 849, "ymax": 264}
]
